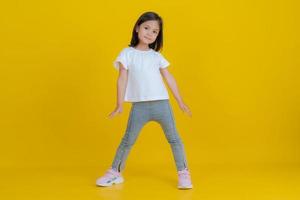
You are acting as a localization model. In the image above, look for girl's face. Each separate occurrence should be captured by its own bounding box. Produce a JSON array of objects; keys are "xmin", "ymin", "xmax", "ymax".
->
[{"xmin": 136, "ymin": 20, "xmax": 160, "ymax": 45}]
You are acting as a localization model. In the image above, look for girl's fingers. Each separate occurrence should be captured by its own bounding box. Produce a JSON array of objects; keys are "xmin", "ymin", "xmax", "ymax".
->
[
  {"xmin": 184, "ymin": 106, "xmax": 192, "ymax": 117},
  {"xmin": 110, "ymin": 110, "xmax": 121, "ymax": 118},
  {"xmin": 108, "ymin": 111, "xmax": 116, "ymax": 118}
]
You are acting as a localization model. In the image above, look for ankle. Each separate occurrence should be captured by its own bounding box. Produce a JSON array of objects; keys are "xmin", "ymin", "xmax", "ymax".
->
[
  {"xmin": 178, "ymin": 168, "xmax": 189, "ymax": 173},
  {"xmin": 110, "ymin": 167, "xmax": 121, "ymax": 175}
]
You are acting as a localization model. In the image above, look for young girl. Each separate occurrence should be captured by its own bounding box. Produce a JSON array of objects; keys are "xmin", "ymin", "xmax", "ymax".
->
[{"xmin": 96, "ymin": 11, "xmax": 193, "ymax": 189}]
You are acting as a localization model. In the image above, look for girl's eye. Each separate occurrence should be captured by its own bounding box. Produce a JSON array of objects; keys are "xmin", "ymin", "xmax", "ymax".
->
[{"xmin": 144, "ymin": 26, "xmax": 158, "ymax": 33}]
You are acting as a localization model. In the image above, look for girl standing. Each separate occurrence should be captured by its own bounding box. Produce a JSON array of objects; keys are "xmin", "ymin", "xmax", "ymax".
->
[{"xmin": 96, "ymin": 11, "xmax": 193, "ymax": 189}]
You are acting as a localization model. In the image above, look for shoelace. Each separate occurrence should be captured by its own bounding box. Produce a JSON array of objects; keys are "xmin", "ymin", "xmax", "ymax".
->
[
  {"xmin": 178, "ymin": 170, "xmax": 191, "ymax": 180},
  {"xmin": 105, "ymin": 169, "xmax": 120, "ymax": 178},
  {"xmin": 104, "ymin": 170, "xmax": 115, "ymax": 179}
]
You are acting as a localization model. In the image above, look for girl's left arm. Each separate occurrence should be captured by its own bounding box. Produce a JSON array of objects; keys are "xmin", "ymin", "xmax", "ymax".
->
[{"xmin": 160, "ymin": 68, "xmax": 192, "ymax": 117}]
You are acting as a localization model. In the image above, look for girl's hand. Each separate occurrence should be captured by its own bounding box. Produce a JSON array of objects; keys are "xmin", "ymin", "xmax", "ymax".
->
[
  {"xmin": 108, "ymin": 105, "xmax": 123, "ymax": 119},
  {"xmin": 178, "ymin": 101, "xmax": 192, "ymax": 117}
]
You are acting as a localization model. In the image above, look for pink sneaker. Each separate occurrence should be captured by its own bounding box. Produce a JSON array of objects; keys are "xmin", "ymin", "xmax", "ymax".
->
[
  {"xmin": 96, "ymin": 168, "xmax": 124, "ymax": 187},
  {"xmin": 178, "ymin": 168, "xmax": 193, "ymax": 189}
]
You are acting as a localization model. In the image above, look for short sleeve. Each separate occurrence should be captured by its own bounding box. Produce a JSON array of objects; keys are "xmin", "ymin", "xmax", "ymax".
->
[
  {"xmin": 158, "ymin": 53, "xmax": 170, "ymax": 69},
  {"xmin": 113, "ymin": 48, "xmax": 129, "ymax": 70}
]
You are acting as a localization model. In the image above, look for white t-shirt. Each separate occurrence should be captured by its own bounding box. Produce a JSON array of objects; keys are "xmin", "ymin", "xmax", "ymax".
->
[{"xmin": 113, "ymin": 46, "xmax": 171, "ymax": 102}]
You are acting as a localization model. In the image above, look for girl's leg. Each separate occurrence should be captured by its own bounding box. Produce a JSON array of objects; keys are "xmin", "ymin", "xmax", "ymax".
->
[
  {"xmin": 150, "ymin": 100, "xmax": 189, "ymax": 171},
  {"xmin": 111, "ymin": 102, "xmax": 149, "ymax": 172}
]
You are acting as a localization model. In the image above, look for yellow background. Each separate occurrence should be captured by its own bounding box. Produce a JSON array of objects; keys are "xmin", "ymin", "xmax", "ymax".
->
[{"xmin": 0, "ymin": 0, "xmax": 299, "ymax": 199}]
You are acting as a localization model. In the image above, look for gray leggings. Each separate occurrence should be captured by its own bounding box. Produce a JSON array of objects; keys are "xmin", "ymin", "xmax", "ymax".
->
[{"xmin": 111, "ymin": 99, "xmax": 189, "ymax": 172}]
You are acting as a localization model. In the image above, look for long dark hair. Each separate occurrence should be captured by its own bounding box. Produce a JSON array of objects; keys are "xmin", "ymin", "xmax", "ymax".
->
[{"xmin": 128, "ymin": 11, "xmax": 164, "ymax": 52}]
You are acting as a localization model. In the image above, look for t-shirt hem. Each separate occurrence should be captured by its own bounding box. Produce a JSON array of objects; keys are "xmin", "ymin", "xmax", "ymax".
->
[{"xmin": 124, "ymin": 96, "xmax": 169, "ymax": 102}]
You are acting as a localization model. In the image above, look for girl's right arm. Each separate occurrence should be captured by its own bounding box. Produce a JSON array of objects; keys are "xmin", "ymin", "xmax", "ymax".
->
[{"xmin": 108, "ymin": 63, "xmax": 128, "ymax": 118}]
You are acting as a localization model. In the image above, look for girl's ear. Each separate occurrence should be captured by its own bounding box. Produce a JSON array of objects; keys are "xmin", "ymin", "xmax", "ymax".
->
[{"xmin": 135, "ymin": 26, "xmax": 139, "ymax": 33}]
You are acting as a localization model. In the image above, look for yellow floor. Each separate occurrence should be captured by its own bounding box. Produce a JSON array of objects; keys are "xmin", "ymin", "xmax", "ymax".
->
[{"xmin": 1, "ymin": 163, "xmax": 299, "ymax": 200}]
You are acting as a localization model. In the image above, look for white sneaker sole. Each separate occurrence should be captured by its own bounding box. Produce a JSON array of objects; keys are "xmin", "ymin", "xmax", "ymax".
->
[
  {"xmin": 178, "ymin": 184, "xmax": 193, "ymax": 189},
  {"xmin": 96, "ymin": 176, "xmax": 124, "ymax": 187}
]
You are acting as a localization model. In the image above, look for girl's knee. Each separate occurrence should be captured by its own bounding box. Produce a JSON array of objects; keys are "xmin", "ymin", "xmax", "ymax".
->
[{"xmin": 167, "ymin": 135, "xmax": 182, "ymax": 144}]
